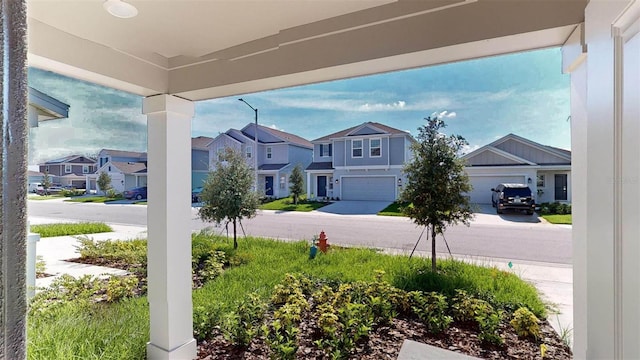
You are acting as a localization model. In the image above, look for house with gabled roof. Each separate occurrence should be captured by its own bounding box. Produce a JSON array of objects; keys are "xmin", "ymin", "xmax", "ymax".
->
[
  {"xmin": 462, "ymin": 133, "xmax": 571, "ymax": 205},
  {"xmin": 87, "ymin": 149, "xmax": 148, "ymax": 193},
  {"xmin": 208, "ymin": 123, "xmax": 313, "ymax": 198},
  {"xmin": 306, "ymin": 122, "xmax": 414, "ymax": 201},
  {"xmin": 192, "ymin": 136, "xmax": 213, "ymax": 189},
  {"xmin": 38, "ymin": 155, "xmax": 96, "ymax": 188}
]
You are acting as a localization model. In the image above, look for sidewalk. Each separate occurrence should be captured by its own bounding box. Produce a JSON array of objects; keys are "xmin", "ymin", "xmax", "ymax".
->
[
  {"xmin": 30, "ymin": 217, "xmax": 147, "ymax": 288},
  {"xmin": 29, "ymin": 217, "xmax": 573, "ymax": 348}
]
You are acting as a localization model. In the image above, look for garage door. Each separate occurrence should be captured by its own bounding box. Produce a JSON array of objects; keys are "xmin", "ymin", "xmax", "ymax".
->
[
  {"xmin": 467, "ymin": 175, "xmax": 525, "ymax": 204},
  {"xmin": 341, "ymin": 176, "xmax": 395, "ymax": 201}
]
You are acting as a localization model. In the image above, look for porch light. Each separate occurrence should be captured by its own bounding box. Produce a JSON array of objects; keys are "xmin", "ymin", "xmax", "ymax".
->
[
  {"xmin": 103, "ymin": 0, "xmax": 138, "ymax": 19},
  {"xmin": 527, "ymin": 177, "xmax": 532, "ymax": 184},
  {"xmin": 398, "ymin": 178, "xmax": 402, "ymax": 186},
  {"xmin": 335, "ymin": 179, "xmax": 339, "ymax": 184}
]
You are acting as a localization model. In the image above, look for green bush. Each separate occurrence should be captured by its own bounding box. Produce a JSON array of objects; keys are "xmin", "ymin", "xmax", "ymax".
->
[
  {"xmin": 410, "ymin": 291, "xmax": 452, "ymax": 334},
  {"xmin": 222, "ymin": 293, "xmax": 266, "ymax": 346},
  {"xmin": 105, "ymin": 189, "xmax": 122, "ymax": 199},
  {"xmin": 538, "ymin": 202, "xmax": 571, "ymax": 215},
  {"xmin": 510, "ymin": 307, "xmax": 540, "ymax": 339},
  {"xmin": 60, "ymin": 189, "xmax": 85, "ymax": 197}
]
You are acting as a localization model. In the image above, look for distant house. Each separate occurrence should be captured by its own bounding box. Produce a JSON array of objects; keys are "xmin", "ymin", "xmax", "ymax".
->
[
  {"xmin": 88, "ymin": 149, "xmax": 147, "ymax": 193},
  {"xmin": 28, "ymin": 170, "xmax": 45, "ymax": 184},
  {"xmin": 192, "ymin": 136, "xmax": 213, "ymax": 189},
  {"xmin": 208, "ymin": 124, "xmax": 313, "ymax": 198},
  {"xmin": 38, "ymin": 155, "xmax": 97, "ymax": 188},
  {"xmin": 462, "ymin": 134, "xmax": 571, "ymax": 204},
  {"xmin": 306, "ymin": 122, "xmax": 414, "ymax": 201}
]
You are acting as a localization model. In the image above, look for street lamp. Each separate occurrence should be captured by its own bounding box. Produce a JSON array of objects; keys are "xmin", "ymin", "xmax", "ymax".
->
[{"xmin": 238, "ymin": 98, "xmax": 259, "ymax": 192}]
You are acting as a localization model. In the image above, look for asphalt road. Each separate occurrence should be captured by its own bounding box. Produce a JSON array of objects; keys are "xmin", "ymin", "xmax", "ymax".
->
[{"xmin": 28, "ymin": 200, "xmax": 572, "ymax": 265}]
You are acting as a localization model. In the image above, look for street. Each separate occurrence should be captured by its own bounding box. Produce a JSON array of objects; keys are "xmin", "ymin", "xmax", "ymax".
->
[{"xmin": 28, "ymin": 200, "xmax": 572, "ymax": 264}]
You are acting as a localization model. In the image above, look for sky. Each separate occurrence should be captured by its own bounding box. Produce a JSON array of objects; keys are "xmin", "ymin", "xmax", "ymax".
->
[{"xmin": 28, "ymin": 47, "xmax": 571, "ymax": 165}]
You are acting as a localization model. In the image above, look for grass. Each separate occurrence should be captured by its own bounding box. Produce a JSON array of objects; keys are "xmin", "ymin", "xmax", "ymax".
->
[
  {"xmin": 259, "ymin": 196, "xmax": 328, "ymax": 212},
  {"xmin": 65, "ymin": 196, "xmax": 117, "ymax": 203},
  {"xmin": 28, "ymin": 194, "xmax": 64, "ymax": 200},
  {"xmin": 541, "ymin": 214, "xmax": 572, "ymax": 224},
  {"xmin": 377, "ymin": 201, "xmax": 408, "ymax": 216},
  {"xmin": 28, "ymin": 234, "xmax": 547, "ymax": 359},
  {"xmin": 30, "ymin": 222, "xmax": 113, "ymax": 237}
]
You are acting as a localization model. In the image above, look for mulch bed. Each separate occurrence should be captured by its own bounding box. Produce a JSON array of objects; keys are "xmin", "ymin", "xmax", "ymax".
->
[
  {"xmin": 68, "ymin": 257, "xmax": 572, "ymax": 360},
  {"xmin": 198, "ymin": 313, "xmax": 571, "ymax": 360}
]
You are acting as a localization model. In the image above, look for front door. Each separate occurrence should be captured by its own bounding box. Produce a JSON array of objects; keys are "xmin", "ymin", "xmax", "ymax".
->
[
  {"xmin": 317, "ymin": 176, "xmax": 327, "ymax": 197},
  {"xmin": 554, "ymin": 174, "xmax": 567, "ymax": 201},
  {"xmin": 265, "ymin": 176, "xmax": 274, "ymax": 196}
]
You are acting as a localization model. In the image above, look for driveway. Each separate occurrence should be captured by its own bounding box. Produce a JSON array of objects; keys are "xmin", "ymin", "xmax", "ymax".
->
[
  {"xmin": 472, "ymin": 204, "xmax": 544, "ymax": 225},
  {"xmin": 314, "ymin": 200, "xmax": 392, "ymax": 215}
]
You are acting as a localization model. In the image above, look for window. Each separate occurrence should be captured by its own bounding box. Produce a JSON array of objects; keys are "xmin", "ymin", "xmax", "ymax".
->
[
  {"xmin": 370, "ymin": 138, "xmax": 381, "ymax": 157},
  {"xmin": 246, "ymin": 145, "xmax": 252, "ymax": 159},
  {"xmin": 45, "ymin": 165, "xmax": 49, "ymax": 173},
  {"xmin": 352, "ymin": 140, "xmax": 363, "ymax": 158},
  {"xmin": 320, "ymin": 143, "xmax": 332, "ymax": 157},
  {"xmin": 82, "ymin": 165, "xmax": 89, "ymax": 174},
  {"xmin": 279, "ymin": 175, "xmax": 286, "ymax": 189},
  {"xmin": 537, "ymin": 174, "xmax": 545, "ymax": 187},
  {"xmin": 266, "ymin": 147, "xmax": 272, "ymax": 159},
  {"xmin": 216, "ymin": 146, "xmax": 224, "ymax": 161},
  {"xmin": 329, "ymin": 176, "xmax": 333, "ymax": 190},
  {"xmin": 65, "ymin": 164, "xmax": 72, "ymax": 173}
]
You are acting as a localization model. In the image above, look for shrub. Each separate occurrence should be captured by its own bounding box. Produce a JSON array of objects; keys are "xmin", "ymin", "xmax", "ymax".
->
[
  {"xmin": 222, "ymin": 292, "xmax": 266, "ymax": 346},
  {"xmin": 60, "ymin": 189, "xmax": 85, "ymax": 197},
  {"xmin": 510, "ymin": 307, "xmax": 540, "ymax": 339},
  {"xmin": 105, "ymin": 188, "xmax": 122, "ymax": 199},
  {"xmin": 538, "ymin": 202, "xmax": 571, "ymax": 215},
  {"xmin": 410, "ymin": 291, "xmax": 452, "ymax": 334},
  {"xmin": 106, "ymin": 275, "xmax": 139, "ymax": 302}
]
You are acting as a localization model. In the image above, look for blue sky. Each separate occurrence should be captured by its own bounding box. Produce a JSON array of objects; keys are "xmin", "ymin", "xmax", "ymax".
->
[{"xmin": 28, "ymin": 47, "xmax": 570, "ymax": 164}]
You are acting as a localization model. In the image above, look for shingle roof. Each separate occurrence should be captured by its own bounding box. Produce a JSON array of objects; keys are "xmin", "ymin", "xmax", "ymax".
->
[
  {"xmin": 192, "ymin": 136, "xmax": 213, "ymax": 150},
  {"xmin": 111, "ymin": 161, "xmax": 147, "ymax": 174},
  {"xmin": 258, "ymin": 164, "xmax": 288, "ymax": 171},
  {"xmin": 261, "ymin": 125, "xmax": 313, "ymax": 149},
  {"xmin": 41, "ymin": 155, "xmax": 96, "ymax": 165},
  {"xmin": 306, "ymin": 162, "xmax": 334, "ymax": 171},
  {"xmin": 101, "ymin": 149, "xmax": 147, "ymax": 159},
  {"xmin": 312, "ymin": 122, "xmax": 409, "ymax": 142},
  {"xmin": 28, "ymin": 170, "xmax": 44, "ymax": 176}
]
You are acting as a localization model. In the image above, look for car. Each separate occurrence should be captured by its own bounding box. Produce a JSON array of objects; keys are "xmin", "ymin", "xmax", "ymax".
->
[
  {"xmin": 123, "ymin": 186, "xmax": 147, "ymax": 200},
  {"xmin": 29, "ymin": 182, "xmax": 42, "ymax": 193},
  {"xmin": 491, "ymin": 183, "xmax": 535, "ymax": 215},
  {"xmin": 191, "ymin": 187, "xmax": 203, "ymax": 203},
  {"xmin": 36, "ymin": 185, "xmax": 63, "ymax": 196}
]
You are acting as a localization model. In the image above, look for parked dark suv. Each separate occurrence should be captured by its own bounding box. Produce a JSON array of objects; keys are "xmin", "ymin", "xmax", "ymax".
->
[{"xmin": 491, "ymin": 183, "xmax": 535, "ymax": 215}]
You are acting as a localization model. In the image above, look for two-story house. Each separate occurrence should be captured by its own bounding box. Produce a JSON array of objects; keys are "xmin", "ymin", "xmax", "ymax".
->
[
  {"xmin": 88, "ymin": 149, "xmax": 148, "ymax": 193},
  {"xmin": 306, "ymin": 122, "xmax": 414, "ymax": 201},
  {"xmin": 38, "ymin": 155, "xmax": 97, "ymax": 189},
  {"xmin": 208, "ymin": 123, "xmax": 313, "ymax": 198},
  {"xmin": 192, "ymin": 136, "xmax": 213, "ymax": 189}
]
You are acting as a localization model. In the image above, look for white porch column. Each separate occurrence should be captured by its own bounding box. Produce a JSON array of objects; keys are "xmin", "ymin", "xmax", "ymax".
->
[
  {"xmin": 143, "ymin": 94, "xmax": 197, "ymax": 360},
  {"xmin": 306, "ymin": 172, "xmax": 311, "ymax": 199},
  {"xmin": 574, "ymin": 0, "xmax": 640, "ymax": 358}
]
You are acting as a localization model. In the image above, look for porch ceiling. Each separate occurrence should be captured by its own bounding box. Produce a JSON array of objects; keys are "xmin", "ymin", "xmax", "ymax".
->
[{"xmin": 27, "ymin": 0, "xmax": 587, "ymax": 101}]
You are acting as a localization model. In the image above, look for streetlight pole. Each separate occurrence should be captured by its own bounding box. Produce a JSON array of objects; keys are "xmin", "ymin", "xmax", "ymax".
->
[{"xmin": 238, "ymin": 98, "xmax": 259, "ymax": 192}]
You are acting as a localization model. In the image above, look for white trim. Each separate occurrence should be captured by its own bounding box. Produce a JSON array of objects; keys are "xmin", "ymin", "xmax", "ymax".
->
[
  {"xmin": 64, "ymin": 164, "xmax": 72, "ymax": 173},
  {"xmin": 320, "ymin": 143, "xmax": 331, "ymax": 158},
  {"xmin": 344, "ymin": 122, "xmax": 389, "ymax": 137},
  {"xmin": 351, "ymin": 139, "xmax": 363, "ymax": 158},
  {"xmin": 613, "ymin": 0, "xmax": 640, "ymax": 41},
  {"xmin": 82, "ymin": 165, "xmax": 89, "ymax": 174},
  {"xmin": 468, "ymin": 133, "xmax": 571, "ymax": 161},
  {"xmin": 369, "ymin": 137, "xmax": 382, "ymax": 158},
  {"xmin": 334, "ymin": 165, "xmax": 403, "ymax": 170},
  {"xmin": 465, "ymin": 164, "xmax": 570, "ymax": 171}
]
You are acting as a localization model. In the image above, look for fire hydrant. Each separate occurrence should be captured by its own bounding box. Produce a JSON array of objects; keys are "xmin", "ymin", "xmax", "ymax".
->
[{"xmin": 318, "ymin": 230, "xmax": 329, "ymax": 253}]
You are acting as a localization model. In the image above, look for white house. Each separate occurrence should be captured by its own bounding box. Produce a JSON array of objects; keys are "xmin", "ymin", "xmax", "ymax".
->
[{"xmin": 462, "ymin": 134, "xmax": 571, "ymax": 205}]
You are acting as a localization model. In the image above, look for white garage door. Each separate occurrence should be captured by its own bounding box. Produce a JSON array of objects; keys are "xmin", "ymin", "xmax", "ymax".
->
[
  {"xmin": 341, "ymin": 176, "xmax": 396, "ymax": 201},
  {"xmin": 467, "ymin": 175, "xmax": 525, "ymax": 204}
]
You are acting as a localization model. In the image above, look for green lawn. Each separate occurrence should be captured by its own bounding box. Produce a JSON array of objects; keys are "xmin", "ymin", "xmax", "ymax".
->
[
  {"xmin": 65, "ymin": 196, "xmax": 118, "ymax": 203},
  {"xmin": 28, "ymin": 194, "xmax": 65, "ymax": 200},
  {"xmin": 28, "ymin": 234, "xmax": 547, "ymax": 359},
  {"xmin": 30, "ymin": 222, "xmax": 113, "ymax": 237},
  {"xmin": 541, "ymin": 214, "xmax": 572, "ymax": 224},
  {"xmin": 259, "ymin": 196, "xmax": 328, "ymax": 212},
  {"xmin": 378, "ymin": 201, "xmax": 409, "ymax": 216}
]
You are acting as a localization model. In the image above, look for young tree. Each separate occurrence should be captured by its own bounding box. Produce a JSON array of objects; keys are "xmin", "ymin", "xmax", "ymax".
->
[
  {"xmin": 289, "ymin": 164, "xmax": 304, "ymax": 205},
  {"xmin": 399, "ymin": 116, "xmax": 474, "ymax": 271},
  {"xmin": 198, "ymin": 147, "xmax": 260, "ymax": 249},
  {"xmin": 97, "ymin": 171, "xmax": 112, "ymax": 195},
  {"xmin": 41, "ymin": 171, "xmax": 51, "ymax": 195}
]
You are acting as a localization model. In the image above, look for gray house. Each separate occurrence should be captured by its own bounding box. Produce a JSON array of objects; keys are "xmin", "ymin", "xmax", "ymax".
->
[
  {"xmin": 306, "ymin": 122, "xmax": 414, "ymax": 201},
  {"xmin": 89, "ymin": 149, "xmax": 148, "ymax": 193},
  {"xmin": 462, "ymin": 134, "xmax": 571, "ymax": 204},
  {"xmin": 191, "ymin": 136, "xmax": 213, "ymax": 189},
  {"xmin": 208, "ymin": 124, "xmax": 313, "ymax": 198},
  {"xmin": 38, "ymin": 155, "xmax": 97, "ymax": 188}
]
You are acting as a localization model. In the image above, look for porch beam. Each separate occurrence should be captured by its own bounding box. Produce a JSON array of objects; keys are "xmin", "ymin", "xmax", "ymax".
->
[{"xmin": 143, "ymin": 94, "xmax": 196, "ymax": 360}]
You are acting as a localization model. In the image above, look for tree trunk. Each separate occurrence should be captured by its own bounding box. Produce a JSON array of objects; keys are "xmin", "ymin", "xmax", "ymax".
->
[
  {"xmin": 431, "ymin": 224, "xmax": 437, "ymax": 272},
  {"xmin": 233, "ymin": 218, "xmax": 238, "ymax": 249}
]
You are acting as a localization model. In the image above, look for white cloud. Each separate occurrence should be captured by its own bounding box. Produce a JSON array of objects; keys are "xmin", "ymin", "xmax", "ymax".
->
[
  {"xmin": 357, "ymin": 101, "xmax": 406, "ymax": 112},
  {"xmin": 461, "ymin": 144, "xmax": 481, "ymax": 155},
  {"xmin": 269, "ymin": 124, "xmax": 282, "ymax": 130},
  {"xmin": 431, "ymin": 110, "xmax": 457, "ymax": 119}
]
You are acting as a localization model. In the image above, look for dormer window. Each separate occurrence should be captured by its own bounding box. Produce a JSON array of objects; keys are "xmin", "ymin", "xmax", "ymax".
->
[
  {"xmin": 352, "ymin": 140, "xmax": 363, "ymax": 158},
  {"xmin": 370, "ymin": 138, "xmax": 381, "ymax": 157},
  {"xmin": 320, "ymin": 143, "xmax": 332, "ymax": 157}
]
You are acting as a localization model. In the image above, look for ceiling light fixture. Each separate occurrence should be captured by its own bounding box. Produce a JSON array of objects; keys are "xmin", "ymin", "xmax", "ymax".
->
[{"xmin": 103, "ymin": 0, "xmax": 138, "ymax": 19}]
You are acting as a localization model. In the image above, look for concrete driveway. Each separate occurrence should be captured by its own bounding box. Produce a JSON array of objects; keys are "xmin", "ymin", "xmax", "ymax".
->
[
  {"xmin": 472, "ymin": 204, "xmax": 544, "ymax": 225},
  {"xmin": 314, "ymin": 200, "xmax": 392, "ymax": 215}
]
